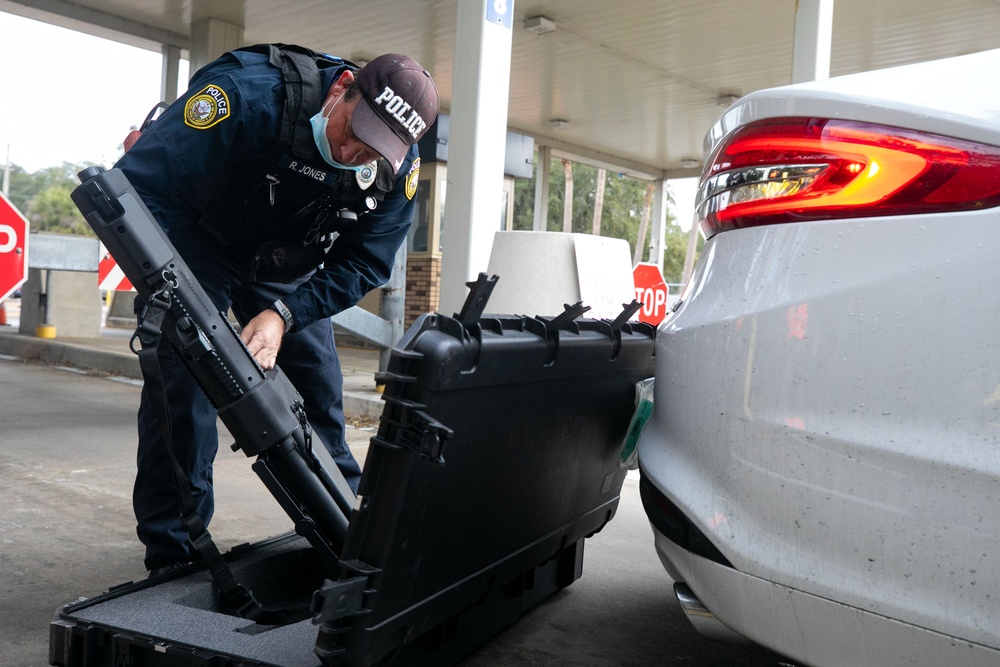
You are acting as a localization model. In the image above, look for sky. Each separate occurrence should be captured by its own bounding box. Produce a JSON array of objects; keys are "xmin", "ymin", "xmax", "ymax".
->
[
  {"xmin": 0, "ymin": 9, "xmax": 697, "ymax": 228},
  {"xmin": 0, "ymin": 11, "xmax": 184, "ymax": 173},
  {"xmin": 669, "ymin": 179, "xmax": 697, "ymax": 232}
]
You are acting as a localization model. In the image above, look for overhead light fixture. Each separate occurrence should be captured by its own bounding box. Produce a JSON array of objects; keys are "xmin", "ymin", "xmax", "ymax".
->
[
  {"xmin": 716, "ymin": 92, "xmax": 741, "ymax": 107},
  {"xmin": 524, "ymin": 16, "xmax": 557, "ymax": 35},
  {"xmin": 680, "ymin": 158, "xmax": 700, "ymax": 169},
  {"xmin": 547, "ymin": 118, "xmax": 571, "ymax": 131}
]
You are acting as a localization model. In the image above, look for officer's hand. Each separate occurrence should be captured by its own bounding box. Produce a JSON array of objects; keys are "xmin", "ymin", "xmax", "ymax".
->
[{"xmin": 240, "ymin": 309, "xmax": 286, "ymax": 370}]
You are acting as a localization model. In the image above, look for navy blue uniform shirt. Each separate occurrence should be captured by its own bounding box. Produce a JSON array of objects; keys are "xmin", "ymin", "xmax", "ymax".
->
[{"xmin": 116, "ymin": 48, "xmax": 420, "ymax": 331}]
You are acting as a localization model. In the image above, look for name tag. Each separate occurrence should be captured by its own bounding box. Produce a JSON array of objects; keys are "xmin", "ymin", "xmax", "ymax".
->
[{"xmin": 278, "ymin": 155, "xmax": 338, "ymax": 187}]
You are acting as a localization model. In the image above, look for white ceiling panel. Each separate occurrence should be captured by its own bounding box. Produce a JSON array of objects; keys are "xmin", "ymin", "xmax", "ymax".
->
[{"xmin": 4, "ymin": 0, "xmax": 999, "ymax": 178}]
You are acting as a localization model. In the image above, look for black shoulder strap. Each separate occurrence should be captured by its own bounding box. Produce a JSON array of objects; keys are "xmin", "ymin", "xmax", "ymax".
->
[
  {"xmin": 132, "ymin": 285, "xmax": 307, "ymax": 625},
  {"xmin": 269, "ymin": 45, "xmax": 323, "ymax": 160},
  {"xmin": 375, "ymin": 157, "xmax": 396, "ymax": 194},
  {"xmin": 235, "ymin": 44, "xmax": 360, "ymax": 162}
]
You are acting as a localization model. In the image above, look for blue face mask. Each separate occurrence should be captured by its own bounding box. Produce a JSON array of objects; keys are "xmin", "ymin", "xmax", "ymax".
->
[{"xmin": 310, "ymin": 104, "xmax": 363, "ymax": 172}]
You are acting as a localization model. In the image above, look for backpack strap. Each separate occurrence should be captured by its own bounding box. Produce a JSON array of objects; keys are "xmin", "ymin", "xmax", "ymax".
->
[
  {"xmin": 236, "ymin": 43, "xmax": 359, "ymax": 162},
  {"xmin": 122, "ymin": 102, "xmax": 169, "ymax": 153},
  {"xmin": 132, "ymin": 282, "xmax": 310, "ymax": 625},
  {"xmin": 270, "ymin": 45, "xmax": 323, "ymax": 161}
]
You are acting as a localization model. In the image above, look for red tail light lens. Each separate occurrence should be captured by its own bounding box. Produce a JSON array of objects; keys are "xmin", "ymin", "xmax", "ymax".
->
[{"xmin": 697, "ymin": 117, "xmax": 1000, "ymax": 238}]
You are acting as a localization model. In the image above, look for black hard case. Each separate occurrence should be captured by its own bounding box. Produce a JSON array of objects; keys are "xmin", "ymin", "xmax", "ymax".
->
[{"xmin": 50, "ymin": 312, "xmax": 656, "ymax": 667}]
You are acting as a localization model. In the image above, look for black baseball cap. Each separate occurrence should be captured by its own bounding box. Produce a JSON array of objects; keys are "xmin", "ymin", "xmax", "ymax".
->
[{"xmin": 351, "ymin": 54, "xmax": 440, "ymax": 173}]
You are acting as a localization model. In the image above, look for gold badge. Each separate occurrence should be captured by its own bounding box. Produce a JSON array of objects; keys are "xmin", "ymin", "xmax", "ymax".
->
[
  {"xmin": 184, "ymin": 84, "xmax": 231, "ymax": 129},
  {"xmin": 405, "ymin": 158, "xmax": 420, "ymax": 201}
]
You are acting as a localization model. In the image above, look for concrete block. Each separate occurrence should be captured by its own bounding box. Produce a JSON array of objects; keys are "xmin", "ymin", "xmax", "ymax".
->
[
  {"xmin": 19, "ymin": 268, "xmax": 102, "ymax": 337},
  {"xmin": 106, "ymin": 290, "xmax": 137, "ymax": 329},
  {"xmin": 485, "ymin": 232, "xmax": 635, "ymax": 319}
]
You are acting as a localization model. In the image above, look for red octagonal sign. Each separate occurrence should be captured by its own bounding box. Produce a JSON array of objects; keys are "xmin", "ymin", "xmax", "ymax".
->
[
  {"xmin": 0, "ymin": 192, "xmax": 29, "ymax": 302},
  {"xmin": 633, "ymin": 262, "xmax": 669, "ymax": 326}
]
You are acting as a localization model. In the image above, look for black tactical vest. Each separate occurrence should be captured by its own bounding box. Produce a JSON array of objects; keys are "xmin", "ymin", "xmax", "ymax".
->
[{"xmin": 198, "ymin": 44, "xmax": 396, "ymax": 279}]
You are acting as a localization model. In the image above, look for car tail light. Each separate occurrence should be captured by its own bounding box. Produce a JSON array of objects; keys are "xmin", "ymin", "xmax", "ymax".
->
[{"xmin": 697, "ymin": 117, "xmax": 1000, "ymax": 238}]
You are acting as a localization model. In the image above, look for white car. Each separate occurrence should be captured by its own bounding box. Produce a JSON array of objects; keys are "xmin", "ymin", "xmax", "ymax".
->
[{"xmin": 638, "ymin": 49, "xmax": 1000, "ymax": 666}]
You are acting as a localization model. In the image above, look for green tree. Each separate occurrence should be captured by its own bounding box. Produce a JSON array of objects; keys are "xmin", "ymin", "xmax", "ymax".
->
[
  {"xmin": 4, "ymin": 161, "xmax": 96, "ymax": 236},
  {"xmin": 599, "ymin": 172, "xmax": 651, "ymax": 258},
  {"xmin": 26, "ymin": 185, "xmax": 92, "ymax": 237},
  {"xmin": 662, "ymin": 223, "xmax": 701, "ymax": 284},
  {"xmin": 513, "ymin": 153, "xmax": 695, "ymax": 271},
  {"xmin": 4, "ymin": 164, "xmax": 37, "ymax": 213},
  {"xmin": 30, "ymin": 163, "xmax": 84, "ymax": 191}
]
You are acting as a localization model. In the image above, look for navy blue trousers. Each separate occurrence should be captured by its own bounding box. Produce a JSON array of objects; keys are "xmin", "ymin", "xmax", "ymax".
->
[{"xmin": 133, "ymin": 228, "xmax": 363, "ymax": 570}]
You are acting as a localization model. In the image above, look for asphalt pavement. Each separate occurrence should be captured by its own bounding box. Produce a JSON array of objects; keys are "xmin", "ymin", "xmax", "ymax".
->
[
  {"xmin": 0, "ymin": 297, "xmax": 386, "ymax": 422},
  {"xmin": 0, "ymin": 304, "xmax": 796, "ymax": 667}
]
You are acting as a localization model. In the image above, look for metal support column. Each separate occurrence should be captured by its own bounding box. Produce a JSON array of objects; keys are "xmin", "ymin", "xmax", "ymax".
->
[
  {"xmin": 532, "ymin": 145, "xmax": 551, "ymax": 231},
  {"xmin": 160, "ymin": 44, "xmax": 182, "ymax": 104},
  {"xmin": 378, "ymin": 244, "xmax": 407, "ymax": 370},
  {"xmin": 792, "ymin": 0, "xmax": 834, "ymax": 83},
  {"xmin": 189, "ymin": 18, "xmax": 243, "ymax": 74},
  {"xmin": 647, "ymin": 179, "xmax": 669, "ymax": 271},
  {"xmin": 438, "ymin": 0, "xmax": 515, "ymax": 314}
]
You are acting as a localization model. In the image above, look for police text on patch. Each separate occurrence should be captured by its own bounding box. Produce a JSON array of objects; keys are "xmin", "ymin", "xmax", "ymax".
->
[{"xmin": 183, "ymin": 84, "xmax": 231, "ymax": 129}]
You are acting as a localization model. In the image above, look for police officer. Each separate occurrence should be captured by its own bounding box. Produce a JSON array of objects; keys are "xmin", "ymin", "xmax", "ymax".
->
[{"xmin": 116, "ymin": 45, "xmax": 439, "ymax": 574}]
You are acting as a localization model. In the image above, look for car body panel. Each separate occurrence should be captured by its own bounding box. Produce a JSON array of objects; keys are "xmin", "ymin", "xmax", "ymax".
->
[
  {"xmin": 639, "ymin": 47, "xmax": 1000, "ymax": 664},
  {"xmin": 641, "ymin": 210, "xmax": 1000, "ymax": 646}
]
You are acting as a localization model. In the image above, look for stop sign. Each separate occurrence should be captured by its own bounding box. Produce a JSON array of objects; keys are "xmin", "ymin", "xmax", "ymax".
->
[
  {"xmin": 633, "ymin": 263, "xmax": 669, "ymax": 326},
  {"xmin": 0, "ymin": 192, "xmax": 28, "ymax": 302}
]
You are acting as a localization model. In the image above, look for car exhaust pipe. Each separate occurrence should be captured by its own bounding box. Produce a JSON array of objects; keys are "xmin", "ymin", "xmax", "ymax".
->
[{"xmin": 673, "ymin": 583, "xmax": 750, "ymax": 644}]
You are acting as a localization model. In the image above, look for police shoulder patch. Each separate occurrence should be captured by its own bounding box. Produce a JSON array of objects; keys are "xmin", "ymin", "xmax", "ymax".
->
[
  {"xmin": 184, "ymin": 84, "xmax": 231, "ymax": 129},
  {"xmin": 405, "ymin": 158, "xmax": 420, "ymax": 201}
]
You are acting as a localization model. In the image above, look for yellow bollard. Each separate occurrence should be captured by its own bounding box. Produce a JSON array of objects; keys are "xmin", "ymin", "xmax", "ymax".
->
[{"xmin": 35, "ymin": 324, "xmax": 56, "ymax": 339}]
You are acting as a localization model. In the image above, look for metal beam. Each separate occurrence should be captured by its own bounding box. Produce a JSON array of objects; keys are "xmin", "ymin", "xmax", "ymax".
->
[
  {"xmin": 662, "ymin": 167, "xmax": 704, "ymax": 180},
  {"xmin": 533, "ymin": 135, "xmax": 666, "ymax": 182},
  {"xmin": 27, "ymin": 233, "xmax": 98, "ymax": 272},
  {"xmin": 0, "ymin": 0, "xmax": 188, "ymax": 51},
  {"xmin": 330, "ymin": 306, "xmax": 392, "ymax": 349}
]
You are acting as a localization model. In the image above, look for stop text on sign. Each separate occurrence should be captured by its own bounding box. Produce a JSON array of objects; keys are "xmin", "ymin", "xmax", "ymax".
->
[
  {"xmin": 0, "ymin": 224, "xmax": 17, "ymax": 252},
  {"xmin": 632, "ymin": 262, "xmax": 669, "ymax": 326},
  {"xmin": 635, "ymin": 285, "xmax": 668, "ymax": 321}
]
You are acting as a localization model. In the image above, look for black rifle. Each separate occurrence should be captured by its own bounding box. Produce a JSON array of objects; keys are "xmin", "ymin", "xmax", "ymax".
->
[{"xmin": 71, "ymin": 167, "xmax": 353, "ymax": 608}]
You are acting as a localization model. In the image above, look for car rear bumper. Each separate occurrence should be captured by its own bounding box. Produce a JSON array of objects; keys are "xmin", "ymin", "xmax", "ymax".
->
[{"xmin": 645, "ymin": 506, "xmax": 1000, "ymax": 667}]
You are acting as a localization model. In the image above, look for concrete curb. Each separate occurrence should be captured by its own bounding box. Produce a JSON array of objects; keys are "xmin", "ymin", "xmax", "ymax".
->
[
  {"xmin": 343, "ymin": 389, "xmax": 386, "ymax": 421},
  {"xmin": 0, "ymin": 330, "xmax": 141, "ymax": 378},
  {"xmin": 0, "ymin": 329, "xmax": 384, "ymax": 421}
]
